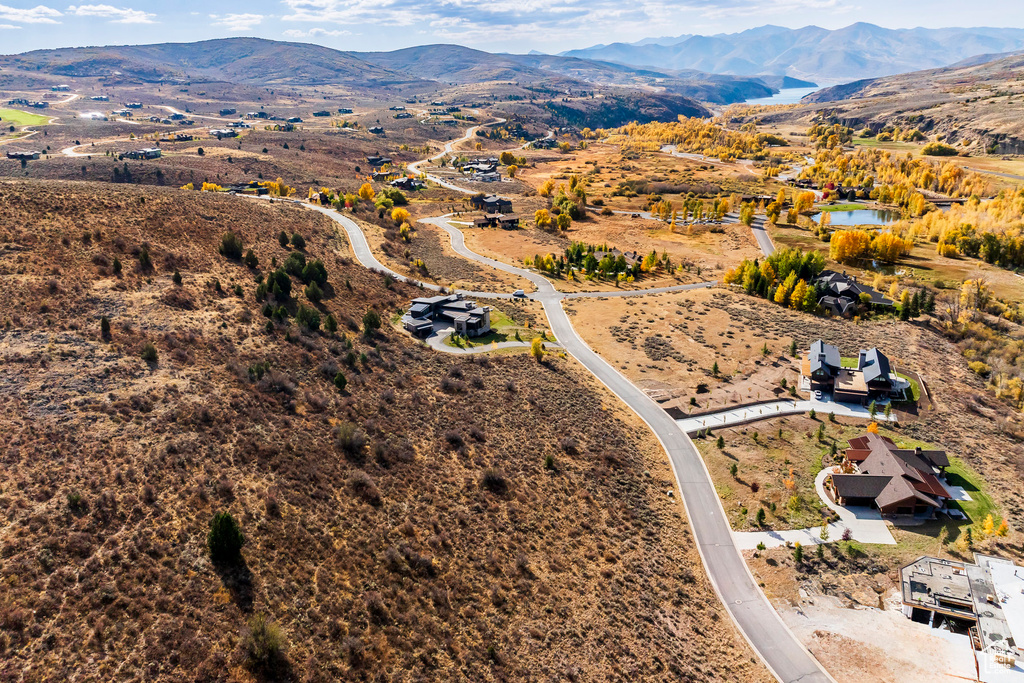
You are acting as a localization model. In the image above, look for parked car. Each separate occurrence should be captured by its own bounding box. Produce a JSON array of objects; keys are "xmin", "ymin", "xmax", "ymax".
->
[
  {"xmin": 512, "ymin": 289, "xmax": 526, "ymax": 298},
  {"xmin": 813, "ymin": 390, "xmax": 822, "ymax": 400}
]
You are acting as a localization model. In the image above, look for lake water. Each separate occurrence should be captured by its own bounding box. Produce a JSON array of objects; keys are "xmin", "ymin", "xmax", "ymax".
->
[
  {"xmin": 743, "ymin": 87, "xmax": 821, "ymax": 106},
  {"xmin": 824, "ymin": 209, "xmax": 899, "ymax": 226}
]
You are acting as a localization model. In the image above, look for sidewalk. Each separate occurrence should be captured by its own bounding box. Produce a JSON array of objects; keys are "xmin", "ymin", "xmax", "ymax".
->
[{"xmin": 675, "ymin": 396, "xmax": 897, "ymax": 434}]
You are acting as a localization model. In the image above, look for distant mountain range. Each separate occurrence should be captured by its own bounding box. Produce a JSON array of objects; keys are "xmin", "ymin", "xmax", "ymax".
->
[
  {"xmin": 562, "ymin": 23, "xmax": 1024, "ymax": 83},
  {"xmin": 0, "ymin": 38, "xmax": 811, "ymax": 105}
]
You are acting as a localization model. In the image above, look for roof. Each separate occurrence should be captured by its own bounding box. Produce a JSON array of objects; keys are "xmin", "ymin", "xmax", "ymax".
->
[
  {"xmin": 809, "ymin": 340, "xmax": 841, "ymax": 375},
  {"xmin": 830, "ymin": 474, "xmax": 891, "ymax": 499},
  {"xmin": 859, "ymin": 348, "xmax": 892, "ymax": 385}
]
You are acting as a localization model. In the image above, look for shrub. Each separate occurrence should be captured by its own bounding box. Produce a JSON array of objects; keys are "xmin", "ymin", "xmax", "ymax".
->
[
  {"xmin": 968, "ymin": 360, "xmax": 991, "ymax": 376},
  {"xmin": 112, "ymin": 257, "xmax": 122, "ymax": 275},
  {"xmin": 278, "ymin": 231, "xmax": 289, "ymax": 247},
  {"xmin": 301, "ymin": 259, "xmax": 328, "ymax": 285},
  {"xmin": 362, "ymin": 309, "xmax": 381, "ymax": 336},
  {"xmin": 304, "ymin": 281, "xmax": 323, "ymax": 303},
  {"xmin": 290, "ymin": 233, "xmax": 306, "ymax": 250},
  {"xmin": 325, "ymin": 313, "xmax": 338, "ymax": 333},
  {"xmin": 268, "ymin": 268, "xmax": 291, "ymax": 299},
  {"xmin": 283, "ymin": 251, "xmax": 306, "ymax": 277},
  {"xmin": 138, "ymin": 246, "xmax": 153, "ymax": 272},
  {"xmin": 207, "ymin": 511, "xmax": 245, "ymax": 563},
  {"xmin": 141, "ymin": 342, "xmax": 158, "ymax": 363},
  {"xmin": 296, "ymin": 305, "xmax": 321, "ymax": 331},
  {"xmin": 336, "ymin": 422, "xmax": 367, "ymax": 458},
  {"xmin": 348, "ymin": 470, "xmax": 381, "ymax": 506},
  {"xmin": 242, "ymin": 613, "xmax": 286, "ymax": 670},
  {"xmin": 100, "ymin": 316, "xmax": 111, "ymax": 340},
  {"xmin": 219, "ymin": 232, "xmax": 244, "ymax": 260},
  {"xmin": 922, "ymin": 142, "xmax": 957, "ymax": 156},
  {"xmin": 333, "ymin": 371, "xmax": 347, "ymax": 391},
  {"xmin": 481, "ymin": 468, "xmax": 508, "ymax": 494},
  {"xmin": 243, "ymin": 249, "xmax": 259, "ymax": 269}
]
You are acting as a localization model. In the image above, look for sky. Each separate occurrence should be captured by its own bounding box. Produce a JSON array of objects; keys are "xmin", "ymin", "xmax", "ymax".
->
[{"xmin": 1, "ymin": 0, "xmax": 1024, "ymax": 54}]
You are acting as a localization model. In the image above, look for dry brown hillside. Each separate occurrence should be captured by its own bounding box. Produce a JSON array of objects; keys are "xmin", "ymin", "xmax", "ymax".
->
[{"xmin": 0, "ymin": 180, "xmax": 768, "ymax": 682}]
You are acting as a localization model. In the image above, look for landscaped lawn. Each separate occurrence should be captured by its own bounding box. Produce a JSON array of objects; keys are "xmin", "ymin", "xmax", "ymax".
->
[
  {"xmin": 443, "ymin": 308, "xmax": 554, "ymax": 348},
  {"xmin": 0, "ymin": 108, "xmax": 50, "ymax": 127},
  {"xmin": 817, "ymin": 203, "xmax": 864, "ymax": 212},
  {"xmin": 944, "ymin": 457, "xmax": 998, "ymax": 528}
]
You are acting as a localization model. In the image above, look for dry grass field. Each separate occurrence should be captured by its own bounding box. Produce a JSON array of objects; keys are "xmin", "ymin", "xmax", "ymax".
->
[{"xmin": 0, "ymin": 179, "xmax": 770, "ymax": 683}]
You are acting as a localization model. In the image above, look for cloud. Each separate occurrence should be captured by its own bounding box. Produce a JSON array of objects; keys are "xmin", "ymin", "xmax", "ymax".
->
[
  {"xmin": 282, "ymin": 27, "xmax": 350, "ymax": 38},
  {"xmin": 0, "ymin": 3, "xmax": 62, "ymax": 24},
  {"xmin": 67, "ymin": 4, "xmax": 156, "ymax": 23},
  {"xmin": 210, "ymin": 12, "xmax": 264, "ymax": 31}
]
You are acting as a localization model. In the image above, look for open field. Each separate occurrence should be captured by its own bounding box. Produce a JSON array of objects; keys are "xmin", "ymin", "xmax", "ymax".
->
[{"xmin": 0, "ymin": 108, "xmax": 50, "ymax": 127}]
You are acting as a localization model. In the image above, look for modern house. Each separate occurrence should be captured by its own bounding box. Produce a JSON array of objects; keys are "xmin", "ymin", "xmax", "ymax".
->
[
  {"xmin": 90, "ymin": 95, "xmax": 109, "ymax": 102},
  {"xmin": 287, "ymin": 117, "xmax": 303, "ymax": 124},
  {"xmin": 338, "ymin": 108, "xmax": 353, "ymax": 114},
  {"xmin": 802, "ymin": 340, "xmax": 904, "ymax": 403},
  {"xmin": 209, "ymin": 129, "xmax": 238, "ymax": 139},
  {"xmin": 219, "ymin": 108, "xmax": 237, "ymax": 116},
  {"xmin": 226, "ymin": 181, "xmax": 269, "ymax": 196},
  {"xmin": 366, "ymin": 155, "xmax": 392, "ymax": 167},
  {"xmin": 900, "ymin": 555, "xmax": 1022, "ymax": 667},
  {"xmin": 402, "ymin": 293, "xmax": 491, "ymax": 338},
  {"xmin": 51, "ymin": 84, "xmax": 70, "ymax": 91},
  {"xmin": 368, "ymin": 126, "xmax": 385, "ymax": 135},
  {"xmin": 813, "ymin": 270, "xmax": 894, "ymax": 316},
  {"xmin": 825, "ymin": 432, "xmax": 951, "ymax": 517},
  {"xmin": 471, "ymin": 171, "xmax": 501, "ymax": 183},
  {"xmin": 473, "ymin": 214, "xmax": 520, "ymax": 229},
  {"xmin": 124, "ymin": 148, "xmax": 162, "ymax": 160},
  {"xmin": 124, "ymin": 102, "xmax": 143, "ymax": 109},
  {"xmin": 390, "ymin": 176, "xmax": 424, "ymax": 191},
  {"xmin": 393, "ymin": 112, "xmax": 413, "ymax": 119},
  {"xmin": 313, "ymin": 110, "xmax": 331, "ymax": 117},
  {"xmin": 470, "ymin": 195, "xmax": 512, "ymax": 213},
  {"xmin": 371, "ymin": 170, "xmax": 401, "ymax": 182},
  {"xmin": 6, "ymin": 150, "xmax": 40, "ymax": 161}
]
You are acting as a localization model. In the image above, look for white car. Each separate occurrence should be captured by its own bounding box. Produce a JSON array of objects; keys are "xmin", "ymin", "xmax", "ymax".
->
[
  {"xmin": 813, "ymin": 390, "xmax": 823, "ymax": 400},
  {"xmin": 512, "ymin": 289, "xmax": 526, "ymax": 298}
]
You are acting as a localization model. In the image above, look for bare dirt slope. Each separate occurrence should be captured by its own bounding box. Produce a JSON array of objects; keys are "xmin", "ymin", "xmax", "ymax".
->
[{"xmin": 0, "ymin": 180, "xmax": 769, "ymax": 682}]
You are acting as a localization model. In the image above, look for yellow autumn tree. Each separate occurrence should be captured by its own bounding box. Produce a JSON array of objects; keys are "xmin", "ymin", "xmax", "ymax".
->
[
  {"xmin": 534, "ymin": 209, "xmax": 552, "ymax": 229},
  {"xmin": 829, "ymin": 230, "xmax": 873, "ymax": 264},
  {"xmin": 790, "ymin": 279, "xmax": 808, "ymax": 310},
  {"xmin": 391, "ymin": 207, "xmax": 410, "ymax": 225},
  {"xmin": 982, "ymin": 513, "xmax": 995, "ymax": 536},
  {"xmin": 866, "ymin": 421, "xmax": 879, "ymax": 434},
  {"xmin": 538, "ymin": 179, "xmax": 555, "ymax": 197},
  {"xmin": 358, "ymin": 183, "xmax": 375, "ymax": 202},
  {"xmin": 775, "ymin": 272, "xmax": 797, "ymax": 305}
]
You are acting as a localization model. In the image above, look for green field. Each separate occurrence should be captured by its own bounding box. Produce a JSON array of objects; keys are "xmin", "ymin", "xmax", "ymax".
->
[
  {"xmin": 817, "ymin": 203, "xmax": 864, "ymax": 212},
  {"xmin": 444, "ymin": 309, "xmax": 554, "ymax": 349},
  {"xmin": 0, "ymin": 108, "xmax": 50, "ymax": 127}
]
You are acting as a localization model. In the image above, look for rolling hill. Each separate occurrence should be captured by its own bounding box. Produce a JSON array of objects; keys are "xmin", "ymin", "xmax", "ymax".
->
[
  {"xmin": 0, "ymin": 38, "xmax": 793, "ymax": 105},
  {"xmin": 562, "ymin": 23, "xmax": 1024, "ymax": 83}
]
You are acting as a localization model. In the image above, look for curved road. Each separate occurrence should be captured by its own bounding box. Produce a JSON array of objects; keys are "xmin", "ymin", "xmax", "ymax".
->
[
  {"xmin": 245, "ymin": 116, "xmax": 830, "ymax": 682},
  {"xmin": 297, "ymin": 197, "xmax": 831, "ymax": 682}
]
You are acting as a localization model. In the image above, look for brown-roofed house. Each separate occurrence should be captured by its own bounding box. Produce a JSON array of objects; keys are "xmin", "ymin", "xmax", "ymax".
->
[{"xmin": 826, "ymin": 432, "xmax": 952, "ymax": 517}]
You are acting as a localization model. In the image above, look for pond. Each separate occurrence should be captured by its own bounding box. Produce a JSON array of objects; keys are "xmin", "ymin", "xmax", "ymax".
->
[
  {"xmin": 824, "ymin": 209, "xmax": 900, "ymax": 226},
  {"xmin": 743, "ymin": 87, "xmax": 821, "ymax": 106}
]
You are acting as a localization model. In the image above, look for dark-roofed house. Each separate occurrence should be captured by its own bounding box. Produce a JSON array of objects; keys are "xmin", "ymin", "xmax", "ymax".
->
[
  {"xmin": 366, "ymin": 155, "xmax": 392, "ymax": 167},
  {"xmin": 390, "ymin": 176, "xmax": 424, "ymax": 191},
  {"xmin": 814, "ymin": 270, "xmax": 894, "ymax": 316},
  {"xmin": 825, "ymin": 432, "xmax": 951, "ymax": 517},
  {"xmin": 470, "ymin": 195, "xmax": 512, "ymax": 213},
  {"xmin": 806, "ymin": 340, "xmax": 841, "ymax": 388},
  {"xmin": 802, "ymin": 340, "xmax": 906, "ymax": 403},
  {"xmin": 6, "ymin": 150, "xmax": 40, "ymax": 161},
  {"xmin": 474, "ymin": 213, "xmax": 520, "ymax": 229},
  {"xmin": 402, "ymin": 293, "xmax": 491, "ymax": 338}
]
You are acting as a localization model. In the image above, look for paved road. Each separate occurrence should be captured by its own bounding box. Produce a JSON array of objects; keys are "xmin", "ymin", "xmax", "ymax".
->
[
  {"xmin": 412, "ymin": 215, "xmax": 832, "ymax": 683},
  {"xmin": 963, "ymin": 165, "xmax": 1024, "ymax": 183},
  {"xmin": 724, "ymin": 212, "xmax": 775, "ymax": 256},
  {"xmin": 252, "ymin": 161, "xmax": 834, "ymax": 682}
]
